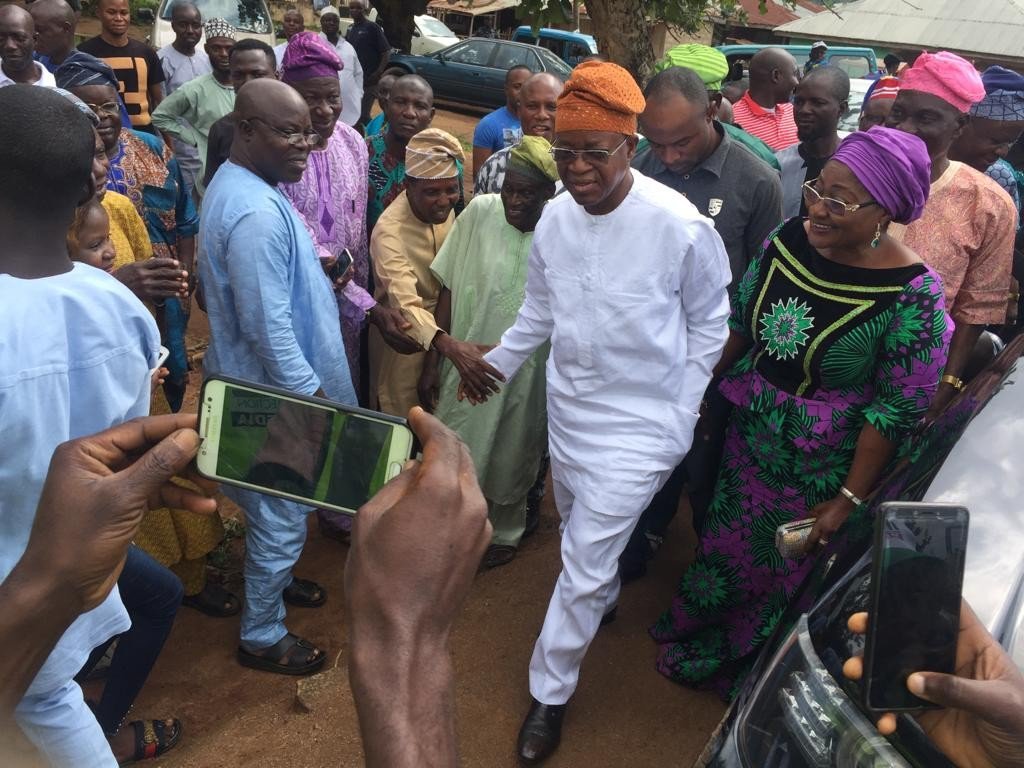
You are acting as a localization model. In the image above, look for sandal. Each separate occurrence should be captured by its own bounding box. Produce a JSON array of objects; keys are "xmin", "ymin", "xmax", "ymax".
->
[
  {"xmin": 237, "ymin": 633, "xmax": 326, "ymax": 676},
  {"xmin": 121, "ymin": 718, "xmax": 182, "ymax": 764},
  {"xmin": 482, "ymin": 544, "xmax": 517, "ymax": 569},
  {"xmin": 283, "ymin": 577, "xmax": 327, "ymax": 607},
  {"xmin": 182, "ymin": 583, "xmax": 240, "ymax": 617}
]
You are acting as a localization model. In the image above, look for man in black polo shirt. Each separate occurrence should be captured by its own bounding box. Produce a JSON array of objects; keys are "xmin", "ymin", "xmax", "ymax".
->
[
  {"xmin": 625, "ymin": 65, "xmax": 782, "ymax": 580},
  {"xmin": 777, "ymin": 66, "xmax": 850, "ymax": 219},
  {"xmin": 344, "ymin": 0, "xmax": 390, "ymax": 128},
  {"xmin": 78, "ymin": 0, "xmax": 164, "ymax": 133}
]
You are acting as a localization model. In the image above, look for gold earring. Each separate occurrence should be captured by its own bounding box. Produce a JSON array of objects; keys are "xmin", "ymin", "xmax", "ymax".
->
[{"xmin": 870, "ymin": 222, "xmax": 882, "ymax": 248}]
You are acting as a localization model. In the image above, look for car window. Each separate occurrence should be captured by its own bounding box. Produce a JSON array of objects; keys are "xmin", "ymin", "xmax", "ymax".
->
[
  {"xmin": 493, "ymin": 44, "xmax": 541, "ymax": 72},
  {"xmin": 160, "ymin": 0, "xmax": 271, "ymax": 34},
  {"xmin": 417, "ymin": 15, "xmax": 454, "ymax": 37},
  {"xmin": 538, "ymin": 37, "xmax": 561, "ymax": 55},
  {"xmin": 535, "ymin": 46, "xmax": 573, "ymax": 77},
  {"xmin": 444, "ymin": 40, "xmax": 498, "ymax": 66},
  {"xmin": 828, "ymin": 55, "xmax": 872, "ymax": 79}
]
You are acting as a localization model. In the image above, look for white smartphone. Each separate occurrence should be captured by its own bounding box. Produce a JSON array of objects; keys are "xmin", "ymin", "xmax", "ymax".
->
[
  {"xmin": 196, "ymin": 376, "xmax": 414, "ymax": 515},
  {"xmin": 149, "ymin": 345, "xmax": 170, "ymax": 381}
]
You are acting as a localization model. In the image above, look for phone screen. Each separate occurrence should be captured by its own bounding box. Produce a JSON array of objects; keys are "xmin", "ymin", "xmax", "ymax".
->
[
  {"xmin": 328, "ymin": 249, "xmax": 354, "ymax": 282},
  {"xmin": 212, "ymin": 381, "xmax": 407, "ymax": 513},
  {"xmin": 866, "ymin": 505, "xmax": 969, "ymax": 710}
]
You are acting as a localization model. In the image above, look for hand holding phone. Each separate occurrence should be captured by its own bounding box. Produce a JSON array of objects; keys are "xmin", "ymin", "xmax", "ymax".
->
[
  {"xmin": 843, "ymin": 600, "xmax": 1024, "ymax": 768},
  {"xmin": 862, "ymin": 502, "xmax": 969, "ymax": 712},
  {"xmin": 327, "ymin": 248, "xmax": 355, "ymax": 285},
  {"xmin": 196, "ymin": 377, "xmax": 414, "ymax": 515}
]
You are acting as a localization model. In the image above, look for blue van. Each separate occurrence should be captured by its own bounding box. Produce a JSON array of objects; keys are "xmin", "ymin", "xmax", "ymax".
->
[
  {"xmin": 512, "ymin": 26, "xmax": 598, "ymax": 66},
  {"xmin": 716, "ymin": 44, "xmax": 879, "ymax": 80}
]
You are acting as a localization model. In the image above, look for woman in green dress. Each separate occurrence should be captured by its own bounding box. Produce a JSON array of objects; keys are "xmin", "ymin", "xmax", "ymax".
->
[{"xmin": 419, "ymin": 137, "xmax": 558, "ymax": 568}]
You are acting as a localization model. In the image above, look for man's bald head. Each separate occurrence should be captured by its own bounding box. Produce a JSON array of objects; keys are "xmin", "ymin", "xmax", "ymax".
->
[
  {"xmin": 29, "ymin": 0, "xmax": 76, "ymax": 60},
  {"xmin": 235, "ymin": 78, "xmax": 307, "ymax": 120},
  {"xmin": 233, "ymin": 80, "xmax": 315, "ymax": 185},
  {"xmin": 391, "ymin": 74, "xmax": 433, "ymax": 103},
  {"xmin": 0, "ymin": 5, "xmax": 38, "ymax": 77},
  {"xmin": 520, "ymin": 72, "xmax": 563, "ymax": 101},
  {"xmin": 170, "ymin": 1, "xmax": 200, "ymax": 21},
  {"xmin": 748, "ymin": 47, "xmax": 800, "ymax": 105}
]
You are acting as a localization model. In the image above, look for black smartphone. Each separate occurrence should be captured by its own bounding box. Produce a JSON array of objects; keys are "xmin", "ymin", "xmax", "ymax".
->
[
  {"xmin": 327, "ymin": 248, "xmax": 354, "ymax": 283},
  {"xmin": 196, "ymin": 376, "xmax": 414, "ymax": 515},
  {"xmin": 863, "ymin": 501, "xmax": 969, "ymax": 711}
]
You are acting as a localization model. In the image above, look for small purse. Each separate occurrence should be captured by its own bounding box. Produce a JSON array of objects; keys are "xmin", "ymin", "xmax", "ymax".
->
[{"xmin": 775, "ymin": 518, "xmax": 816, "ymax": 559}]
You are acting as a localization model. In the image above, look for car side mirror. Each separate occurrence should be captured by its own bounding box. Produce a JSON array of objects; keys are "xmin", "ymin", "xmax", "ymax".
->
[{"xmin": 136, "ymin": 7, "xmax": 155, "ymax": 23}]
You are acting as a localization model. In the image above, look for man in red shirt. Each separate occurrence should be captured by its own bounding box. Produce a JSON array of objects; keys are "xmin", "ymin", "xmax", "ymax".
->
[{"xmin": 732, "ymin": 47, "xmax": 800, "ymax": 151}]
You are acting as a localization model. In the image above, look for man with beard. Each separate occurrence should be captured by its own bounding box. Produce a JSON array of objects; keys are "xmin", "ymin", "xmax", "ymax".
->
[
  {"xmin": 777, "ymin": 65, "xmax": 850, "ymax": 218},
  {"xmin": 152, "ymin": 18, "xmax": 237, "ymax": 197}
]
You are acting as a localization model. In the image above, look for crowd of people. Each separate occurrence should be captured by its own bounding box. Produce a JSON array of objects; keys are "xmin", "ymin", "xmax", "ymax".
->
[{"xmin": 2, "ymin": 1, "xmax": 1024, "ymax": 765}]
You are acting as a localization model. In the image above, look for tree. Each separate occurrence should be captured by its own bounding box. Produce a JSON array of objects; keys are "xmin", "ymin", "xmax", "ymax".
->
[
  {"xmin": 517, "ymin": 0, "xmax": 807, "ymax": 84},
  {"xmin": 373, "ymin": 0, "xmax": 427, "ymax": 54}
]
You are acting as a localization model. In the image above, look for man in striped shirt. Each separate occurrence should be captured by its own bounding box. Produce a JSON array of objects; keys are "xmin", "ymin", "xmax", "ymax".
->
[{"xmin": 731, "ymin": 47, "xmax": 800, "ymax": 151}]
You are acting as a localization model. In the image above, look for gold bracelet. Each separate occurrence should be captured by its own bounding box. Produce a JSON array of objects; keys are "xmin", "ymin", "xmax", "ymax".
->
[{"xmin": 941, "ymin": 374, "xmax": 964, "ymax": 391}]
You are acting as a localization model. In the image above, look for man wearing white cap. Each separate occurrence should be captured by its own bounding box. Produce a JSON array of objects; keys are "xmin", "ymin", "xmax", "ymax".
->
[
  {"xmin": 318, "ymin": 5, "xmax": 364, "ymax": 127},
  {"xmin": 804, "ymin": 41, "xmax": 828, "ymax": 74}
]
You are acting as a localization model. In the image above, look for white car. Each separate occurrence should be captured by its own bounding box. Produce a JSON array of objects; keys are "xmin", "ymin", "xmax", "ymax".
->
[
  {"xmin": 150, "ymin": 0, "xmax": 276, "ymax": 50},
  {"xmin": 838, "ymin": 77, "xmax": 876, "ymax": 138},
  {"xmin": 337, "ymin": 9, "xmax": 458, "ymax": 55}
]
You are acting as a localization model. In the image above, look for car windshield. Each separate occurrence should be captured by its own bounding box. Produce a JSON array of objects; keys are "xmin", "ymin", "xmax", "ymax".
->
[
  {"xmin": 536, "ymin": 46, "xmax": 573, "ymax": 77},
  {"xmin": 160, "ymin": 0, "xmax": 271, "ymax": 34},
  {"xmin": 417, "ymin": 15, "xmax": 455, "ymax": 37}
]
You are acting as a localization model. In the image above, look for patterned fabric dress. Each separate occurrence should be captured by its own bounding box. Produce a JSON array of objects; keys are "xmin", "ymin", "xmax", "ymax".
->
[
  {"xmin": 106, "ymin": 129, "xmax": 199, "ymax": 413},
  {"xmin": 366, "ymin": 130, "xmax": 408, "ymax": 234},
  {"xmin": 281, "ymin": 123, "xmax": 374, "ymax": 388},
  {"xmin": 650, "ymin": 217, "xmax": 952, "ymax": 700}
]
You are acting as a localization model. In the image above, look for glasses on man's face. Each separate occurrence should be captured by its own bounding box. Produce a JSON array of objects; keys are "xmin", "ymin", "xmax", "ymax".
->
[
  {"xmin": 84, "ymin": 101, "xmax": 120, "ymax": 118},
  {"xmin": 247, "ymin": 117, "xmax": 321, "ymax": 148},
  {"xmin": 550, "ymin": 136, "xmax": 628, "ymax": 166},
  {"xmin": 802, "ymin": 179, "xmax": 878, "ymax": 216}
]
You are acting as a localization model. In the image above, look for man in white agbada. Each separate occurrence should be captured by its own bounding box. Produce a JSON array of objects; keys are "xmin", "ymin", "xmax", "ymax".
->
[{"xmin": 458, "ymin": 61, "xmax": 731, "ymax": 765}]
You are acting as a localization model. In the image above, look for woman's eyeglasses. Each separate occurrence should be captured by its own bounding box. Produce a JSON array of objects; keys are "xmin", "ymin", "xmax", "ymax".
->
[
  {"xmin": 802, "ymin": 179, "xmax": 878, "ymax": 216},
  {"xmin": 550, "ymin": 137, "xmax": 628, "ymax": 165},
  {"xmin": 247, "ymin": 117, "xmax": 321, "ymax": 148},
  {"xmin": 83, "ymin": 101, "xmax": 121, "ymax": 118}
]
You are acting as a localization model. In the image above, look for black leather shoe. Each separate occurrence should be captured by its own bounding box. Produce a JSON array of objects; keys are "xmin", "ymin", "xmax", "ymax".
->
[{"xmin": 516, "ymin": 698, "xmax": 567, "ymax": 765}]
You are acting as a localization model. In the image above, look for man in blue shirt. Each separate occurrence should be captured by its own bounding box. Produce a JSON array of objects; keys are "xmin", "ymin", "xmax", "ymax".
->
[
  {"xmin": 200, "ymin": 79, "xmax": 357, "ymax": 675},
  {"xmin": 0, "ymin": 86, "xmax": 160, "ymax": 766},
  {"xmin": 472, "ymin": 64, "xmax": 531, "ymax": 173}
]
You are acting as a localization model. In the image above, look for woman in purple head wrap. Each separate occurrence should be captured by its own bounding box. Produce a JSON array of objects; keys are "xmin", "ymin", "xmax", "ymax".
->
[
  {"xmin": 652, "ymin": 132, "xmax": 953, "ymax": 701},
  {"xmin": 278, "ymin": 31, "xmax": 412, "ymax": 544}
]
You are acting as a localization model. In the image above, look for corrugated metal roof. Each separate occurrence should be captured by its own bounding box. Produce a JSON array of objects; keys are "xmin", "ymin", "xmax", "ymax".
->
[
  {"xmin": 775, "ymin": 0, "xmax": 1024, "ymax": 64},
  {"xmin": 427, "ymin": 0, "xmax": 521, "ymax": 16}
]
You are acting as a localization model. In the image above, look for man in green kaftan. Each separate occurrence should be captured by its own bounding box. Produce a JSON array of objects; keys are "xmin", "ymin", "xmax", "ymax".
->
[{"xmin": 419, "ymin": 136, "xmax": 558, "ymax": 567}]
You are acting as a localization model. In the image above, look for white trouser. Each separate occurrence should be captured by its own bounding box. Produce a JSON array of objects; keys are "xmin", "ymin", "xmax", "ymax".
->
[
  {"xmin": 528, "ymin": 476, "xmax": 663, "ymax": 705},
  {"xmin": 15, "ymin": 680, "xmax": 116, "ymax": 767}
]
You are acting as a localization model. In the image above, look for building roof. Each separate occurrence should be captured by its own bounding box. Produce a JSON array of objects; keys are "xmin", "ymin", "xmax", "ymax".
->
[
  {"xmin": 775, "ymin": 0, "xmax": 1024, "ymax": 65},
  {"xmin": 711, "ymin": 0, "xmax": 823, "ymax": 29},
  {"xmin": 427, "ymin": 0, "xmax": 520, "ymax": 16}
]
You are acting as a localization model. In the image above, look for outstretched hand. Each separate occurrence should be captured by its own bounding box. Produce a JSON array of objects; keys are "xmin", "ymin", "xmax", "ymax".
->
[
  {"xmin": 435, "ymin": 335, "xmax": 503, "ymax": 406},
  {"xmin": 28, "ymin": 414, "xmax": 218, "ymax": 614},
  {"xmin": 370, "ymin": 304, "xmax": 421, "ymax": 355},
  {"xmin": 843, "ymin": 602, "xmax": 1024, "ymax": 768}
]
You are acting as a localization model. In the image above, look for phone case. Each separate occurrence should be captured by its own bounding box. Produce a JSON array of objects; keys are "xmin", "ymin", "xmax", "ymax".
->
[
  {"xmin": 863, "ymin": 502, "xmax": 969, "ymax": 712},
  {"xmin": 197, "ymin": 375, "xmax": 413, "ymax": 514}
]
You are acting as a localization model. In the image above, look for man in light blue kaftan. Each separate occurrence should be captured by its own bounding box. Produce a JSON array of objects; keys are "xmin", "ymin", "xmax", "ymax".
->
[{"xmin": 198, "ymin": 80, "xmax": 356, "ymax": 672}]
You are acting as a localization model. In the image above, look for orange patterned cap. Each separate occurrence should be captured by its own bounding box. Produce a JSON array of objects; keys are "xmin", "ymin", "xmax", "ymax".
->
[{"xmin": 555, "ymin": 61, "xmax": 645, "ymax": 136}]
